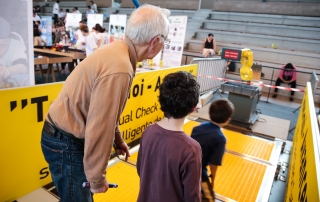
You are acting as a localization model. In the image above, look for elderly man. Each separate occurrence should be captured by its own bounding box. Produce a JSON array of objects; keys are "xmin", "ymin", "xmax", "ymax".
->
[{"xmin": 41, "ymin": 4, "xmax": 170, "ymax": 202}]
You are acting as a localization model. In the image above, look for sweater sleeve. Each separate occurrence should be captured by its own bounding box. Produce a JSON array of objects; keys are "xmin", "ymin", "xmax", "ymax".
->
[
  {"xmin": 84, "ymin": 73, "xmax": 132, "ymax": 190},
  {"xmin": 181, "ymin": 144, "xmax": 202, "ymax": 202}
]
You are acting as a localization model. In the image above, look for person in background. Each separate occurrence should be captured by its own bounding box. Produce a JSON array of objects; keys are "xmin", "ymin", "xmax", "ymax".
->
[
  {"xmin": 57, "ymin": 26, "xmax": 71, "ymax": 74},
  {"xmin": 63, "ymin": 9, "xmax": 71, "ymax": 24},
  {"xmin": 94, "ymin": 23, "xmax": 108, "ymax": 47},
  {"xmin": 41, "ymin": 4, "xmax": 171, "ymax": 202},
  {"xmin": 52, "ymin": 0, "xmax": 60, "ymax": 25},
  {"xmin": 0, "ymin": 17, "xmax": 28, "ymax": 80},
  {"xmin": 227, "ymin": 60, "xmax": 235, "ymax": 72},
  {"xmin": 33, "ymin": 1, "xmax": 41, "ymax": 15},
  {"xmin": 191, "ymin": 99, "xmax": 234, "ymax": 202},
  {"xmin": 58, "ymin": 8, "xmax": 66, "ymax": 23},
  {"xmin": 54, "ymin": 24, "xmax": 64, "ymax": 44},
  {"xmin": 85, "ymin": 5, "xmax": 94, "ymax": 21},
  {"xmin": 80, "ymin": 25, "xmax": 97, "ymax": 57},
  {"xmin": 272, "ymin": 63, "xmax": 297, "ymax": 101},
  {"xmin": 73, "ymin": 7, "xmax": 80, "ymax": 14},
  {"xmin": 33, "ymin": 21, "xmax": 38, "ymax": 30},
  {"xmin": 52, "ymin": 24, "xmax": 57, "ymax": 42},
  {"xmin": 90, "ymin": 26, "xmax": 97, "ymax": 38},
  {"xmin": 35, "ymin": 21, "xmax": 42, "ymax": 32},
  {"xmin": 33, "ymin": 29, "xmax": 46, "ymax": 46},
  {"xmin": 137, "ymin": 72, "xmax": 202, "ymax": 202},
  {"xmin": 60, "ymin": 31, "xmax": 70, "ymax": 46},
  {"xmin": 201, "ymin": 33, "xmax": 216, "ymax": 58},
  {"xmin": 32, "ymin": 11, "xmax": 41, "ymax": 22},
  {"xmin": 75, "ymin": 21, "xmax": 86, "ymax": 50},
  {"xmin": 90, "ymin": 1, "xmax": 98, "ymax": 13}
]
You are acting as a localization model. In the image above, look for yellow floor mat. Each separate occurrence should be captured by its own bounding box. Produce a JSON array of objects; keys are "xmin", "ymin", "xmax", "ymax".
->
[
  {"xmin": 104, "ymin": 121, "xmax": 270, "ymax": 202},
  {"xmin": 129, "ymin": 152, "xmax": 138, "ymax": 162},
  {"xmin": 183, "ymin": 121, "xmax": 274, "ymax": 161},
  {"xmin": 210, "ymin": 153, "xmax": 267, "ymax": 202},
  {"xmin": 222, "ymin": 129, "xmax": 274, "ymax": 161},
  {"xmin": 94, "ymin": 162, "xmax": 139, "ymax": 202}
]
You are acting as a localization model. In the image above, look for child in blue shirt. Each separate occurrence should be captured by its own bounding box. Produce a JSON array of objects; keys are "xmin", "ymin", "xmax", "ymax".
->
[{"xmin": 191, "ymin": 99, "xmax": 234, "ymax": 201}]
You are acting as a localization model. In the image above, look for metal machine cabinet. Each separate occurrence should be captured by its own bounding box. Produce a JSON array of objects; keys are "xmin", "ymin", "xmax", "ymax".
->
[{"xmin": 221, "ymin": 82, "xmax": 260, "ymax": 127}]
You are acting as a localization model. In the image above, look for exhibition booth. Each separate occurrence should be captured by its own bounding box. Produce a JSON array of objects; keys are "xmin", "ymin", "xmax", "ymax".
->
[{"xmin": 0, "ymin": 1, "xmax": 319, "ymax": 202}]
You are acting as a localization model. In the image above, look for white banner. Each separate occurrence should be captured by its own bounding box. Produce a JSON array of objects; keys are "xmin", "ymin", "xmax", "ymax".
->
[
  {"xmin": 0, "ymin": 0, "xmax": 34, "ymax": 89},
  {"xmin": 163, "ymin": 16, "xmax": 188, "ymax": 67},
  {"xmin": 65, "ymin": 13, "xmax": 82, "ymax": 29},
  {"xmin": 109, "ymin": 14, "xmax": 127, "ymax": 42},
  {"xmin": 87, "ymin": 14, "xmax": 104, "ymax": 32},
  {"xmin": 65, "ymin": 13, "xmax": 82, "ymax": 46}
]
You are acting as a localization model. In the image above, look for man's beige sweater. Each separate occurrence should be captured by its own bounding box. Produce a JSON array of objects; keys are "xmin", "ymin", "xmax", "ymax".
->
[{"xmin": 47, "ymin": 38, "xmax": 137, "ymax": 189}]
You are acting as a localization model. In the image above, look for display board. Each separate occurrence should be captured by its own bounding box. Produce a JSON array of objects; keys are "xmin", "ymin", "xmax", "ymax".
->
[
  {"xmin": 109, "ymin": 14, "xmax": 127, "ymax": 42},
  {"xmin": 0, "ymin": 64, "xmax": 197, "ymax": 201},
  {"xmin": 87, "ymin": 14, "xmax": 103, "ymax": 33},
  {"xmin": 162, "ymin": 16, "xmax": 188, "ymax": 67},
  {"xmin": 40, "ymin": 16, "xmax": 53, "ymax": 46},
  {"xmin": 65, "ymin": 13, "xmax": 82, "ymax": 45},
  {"xmin": 285, "ymin": 82, "xmax": 320, "ymax": 202},
  {"xmin": 221, "ymin": 48, "xmax": 242, "ymax": 61},
  {"xmin": 0, "ymin": 0, "xmax": 34, "ymax": 89}
]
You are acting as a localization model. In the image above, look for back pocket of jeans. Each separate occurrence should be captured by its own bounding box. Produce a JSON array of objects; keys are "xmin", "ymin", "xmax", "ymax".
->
[{"xmin": 41, "ymin": 144, "xmax": 63, "ymax": 178}]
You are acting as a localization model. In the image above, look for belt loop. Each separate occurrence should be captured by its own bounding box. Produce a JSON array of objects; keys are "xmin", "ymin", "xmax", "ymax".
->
[{"xmin": 56, "ymin": 130, "xmax": 62, "ymax": 139}]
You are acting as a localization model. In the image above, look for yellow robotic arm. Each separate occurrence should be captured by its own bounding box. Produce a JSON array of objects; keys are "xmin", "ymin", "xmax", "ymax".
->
[
  {"xmin": 239, "ymin": 49, "xmax": 254, "ymax": 81},
  {"xmin": 221, "ymin": 48, "xmax": 254, "ymax": 81}
]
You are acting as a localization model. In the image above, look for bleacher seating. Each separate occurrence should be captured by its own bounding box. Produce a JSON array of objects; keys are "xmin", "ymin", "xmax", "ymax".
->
[{"xmin": 38, "ymin": 2, "xmax": 320, "ymax": 102}]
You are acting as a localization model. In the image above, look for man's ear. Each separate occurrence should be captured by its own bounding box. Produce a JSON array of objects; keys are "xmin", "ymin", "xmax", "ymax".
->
[{"xmin": 150, "ymin": 36, "xmax": 159, "ymax": 49}]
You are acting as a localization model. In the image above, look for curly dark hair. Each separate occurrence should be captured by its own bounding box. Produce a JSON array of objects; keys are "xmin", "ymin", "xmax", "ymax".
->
[
  {"xmin": 159, "ymin": 71, "xmax": 200, "ymax": 119},
  {"xmin": 209, "ymin": 98, "xmax": 234, "ymax": 124}
]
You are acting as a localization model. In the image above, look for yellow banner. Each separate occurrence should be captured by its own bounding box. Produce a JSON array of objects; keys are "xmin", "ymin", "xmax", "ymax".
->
[
  {"xmin": 0, "ymin": 65, "xmax": 197, "ymax": 201},
  {"xmin": 285, "ymin": 82, "xmax": 320, "ymax": 202},
  {"xmin": 0, "ymin": 83, "xmax": 63, "ymax": 202},
  {"xmin": 119, "ymin": 65, "xmax": 197, "ymax": 143}
]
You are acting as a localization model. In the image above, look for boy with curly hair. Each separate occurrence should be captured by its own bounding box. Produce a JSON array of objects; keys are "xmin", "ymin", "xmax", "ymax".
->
[{"xmin": 137, "ymin": 71, "xmax": 202, "ymax": 202}]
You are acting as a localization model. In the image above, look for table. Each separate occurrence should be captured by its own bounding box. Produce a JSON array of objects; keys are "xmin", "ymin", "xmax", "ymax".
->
[
  {"xmin": 34, "ymin": 56, "xmax": 48, "ymax": 79},
  {"xmin": 34, "ymin": 48, "xmax": 85, "ymax": 59},
  {"xmin": 34, "ymin": 55, "xmax": 72, "ymax": 82},
  {"xmin": 34, "ymin": 48, "xmax": 85, "ymax": 73},
  {"xmin": 46, "ymin": 56, "xmax": 72, "ymax": 82}
]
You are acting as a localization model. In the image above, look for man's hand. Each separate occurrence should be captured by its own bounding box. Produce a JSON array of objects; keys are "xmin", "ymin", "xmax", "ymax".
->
[
  {"xmin": 115, "ymin": 142, "xmax": 130, "ymax": 161},
  {"xmin": 0, "ymin": 66, "xmax": 11, "ymax": 80},
  {"xmin": 90, "ymin": 178, "xmax": 109, "ymax": 194}
]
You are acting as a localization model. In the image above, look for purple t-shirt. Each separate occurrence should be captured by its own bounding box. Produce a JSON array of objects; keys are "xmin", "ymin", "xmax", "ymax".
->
[{"xmin": 137, "ymin": 123, "xmax": 202, "ymax": 202}]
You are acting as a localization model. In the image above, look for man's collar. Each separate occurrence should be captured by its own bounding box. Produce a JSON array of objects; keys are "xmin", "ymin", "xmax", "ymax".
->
[{"xmin": 124, "ymin": 37, "xmax": 137, "ymax": 73}]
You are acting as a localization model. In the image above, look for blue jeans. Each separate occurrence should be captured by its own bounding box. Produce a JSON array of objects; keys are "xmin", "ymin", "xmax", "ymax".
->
[{"xmin": 41, "ymin": 130, "xmax": 93, "ymax": 202}]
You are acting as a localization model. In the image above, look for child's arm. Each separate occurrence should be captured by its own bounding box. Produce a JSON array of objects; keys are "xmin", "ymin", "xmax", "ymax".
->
[{"xmin": 209, "ymin": 164, "xmax": 218, "ymax": 188}]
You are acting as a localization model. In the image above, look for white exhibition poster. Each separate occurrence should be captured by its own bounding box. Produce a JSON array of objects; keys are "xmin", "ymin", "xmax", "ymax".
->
[
  {"xmin": 87, "ymin": 14, "xmax": 103, "ymax": 31},
  {"xmin": 109, "ymin": 14, "xmax": 127, "ymax": 42},
  {"xmin": 162, "ymin": 16, "xmax": 188, "ymax": 67},
  {"xmin": 65, "ymin": 13, "xmax": 82, "ymax": 45},
  {"xmin": 0, "ymin": 0, "xmax": 34, "ymax": 89}
]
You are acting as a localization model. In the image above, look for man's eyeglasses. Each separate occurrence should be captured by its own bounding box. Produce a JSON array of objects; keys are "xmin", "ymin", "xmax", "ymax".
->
[{"xmin": 159, "ymin": 34, "xmax": 170, "ymax": 45}]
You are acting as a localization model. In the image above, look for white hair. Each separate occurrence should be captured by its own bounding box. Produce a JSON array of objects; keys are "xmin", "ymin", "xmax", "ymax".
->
[{"xmin": 125, "ymin": 4, "xmax": 170, "ymax": 45}]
